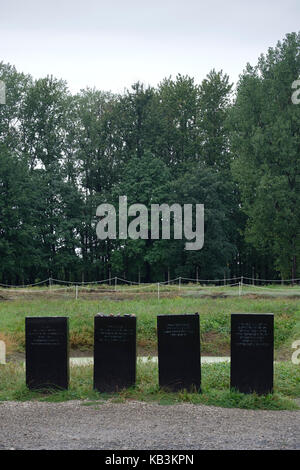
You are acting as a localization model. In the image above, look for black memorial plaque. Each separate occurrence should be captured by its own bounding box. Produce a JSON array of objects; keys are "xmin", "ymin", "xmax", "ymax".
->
[
  {"xmin": 94, "ymin": 314, "xmax": 136, "ymax": 392},
  {"xmin": 26, "ymin": 317, "xmax": 69, "ymax": 390},
  {"xmin": 157, "ymin": 313, "xmax": 201, "ymax": 392},
  {"xmin": 230, "ymin": 313, "xmax": 274, "ymax": 394}
]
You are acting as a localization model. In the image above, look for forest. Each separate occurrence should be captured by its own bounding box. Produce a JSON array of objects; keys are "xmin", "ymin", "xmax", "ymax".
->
[{"xmin": 0, "ymin": 32, "xmax": 299, "ymax": 284}]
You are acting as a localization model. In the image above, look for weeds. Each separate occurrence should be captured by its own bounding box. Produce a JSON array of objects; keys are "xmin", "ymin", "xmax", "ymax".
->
[{"xmin": 0, "ymin": 361, "xmax": 298, "ymax": 410}]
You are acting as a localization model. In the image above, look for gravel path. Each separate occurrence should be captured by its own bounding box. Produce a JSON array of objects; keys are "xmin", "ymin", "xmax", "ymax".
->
[{"xmin": 0, "ymin": 401, "xmax": 299, "ymax": 450}]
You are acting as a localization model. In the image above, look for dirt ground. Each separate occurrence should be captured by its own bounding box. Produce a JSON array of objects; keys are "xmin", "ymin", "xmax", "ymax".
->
[{"xmin": 0, "ymin": 400, "xmax": 299, "ymax": 450}]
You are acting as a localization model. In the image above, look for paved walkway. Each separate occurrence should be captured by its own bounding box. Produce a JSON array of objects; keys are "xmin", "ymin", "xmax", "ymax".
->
[{"xmin": 69, "ymin": 356, "xmax": 230, "ymax": 366}]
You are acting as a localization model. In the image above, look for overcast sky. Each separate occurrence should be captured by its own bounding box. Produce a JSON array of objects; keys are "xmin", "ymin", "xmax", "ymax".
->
[{"xmin": 1, "ymin": 0, "xmax": 299, "ymax": 94}]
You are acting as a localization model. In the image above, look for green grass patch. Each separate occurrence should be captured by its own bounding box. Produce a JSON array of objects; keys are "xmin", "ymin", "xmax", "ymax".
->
[
  {"xmin": 0, "ymin": 296, "xmax": 299, "ymax": 356},
  {"xmin": 0, "ymin": 361, "xmax": 299, "ymax": 410}
]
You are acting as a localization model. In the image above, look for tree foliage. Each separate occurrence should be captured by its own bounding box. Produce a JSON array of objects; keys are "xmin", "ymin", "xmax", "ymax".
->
[
  {"xmin": 0, "ymin": 33, "xmax": 299, "ymax": 283},
  {"xmin": 229, "ymin": 32, "xmax": 300, "ymax": 279}
]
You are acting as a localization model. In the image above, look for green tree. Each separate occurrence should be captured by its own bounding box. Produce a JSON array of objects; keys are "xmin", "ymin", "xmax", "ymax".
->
[
  {"xmin": 198, "ymin": 69, "xmax": 233, "ymax": 170},
  {"xmin": 229, "ymin": 32, "xmax": 300, "ymax": 280},
  {"xmin": 155, "ymin": 74, "xmax": 200, "ymax": 170},
  {"xmin": 21, "ymin": 76, "xmax": 82, "ymax": 280},
  {"xmin": 111, "ymin": 152, "xmax": 173, "ymax": 281}
]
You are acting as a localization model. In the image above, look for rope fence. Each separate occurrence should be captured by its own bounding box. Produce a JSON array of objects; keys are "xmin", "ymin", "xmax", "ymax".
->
[
  {"xmin": 1, "ymin": 274, "xmax": 300, "ymax": 289},
  {"xmin": 0, "ymin": 276, "xmax": 300, "ymax": 299}
]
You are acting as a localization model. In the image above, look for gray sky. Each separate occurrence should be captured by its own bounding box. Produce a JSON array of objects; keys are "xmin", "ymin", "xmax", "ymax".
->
[{"xmin": 1, "ymin": 0, "xmax": 299, "ymax": 93}]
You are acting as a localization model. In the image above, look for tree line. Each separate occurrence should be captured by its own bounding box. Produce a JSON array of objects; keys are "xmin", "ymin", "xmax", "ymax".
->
[{"xmin": 0, "ymin": 33, "xmax": 299, "ymax": 284}]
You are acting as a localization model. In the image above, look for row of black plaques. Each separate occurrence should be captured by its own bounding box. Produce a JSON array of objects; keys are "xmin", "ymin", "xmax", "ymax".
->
[{"xmin": 25, "ymin": 313, "xmax": 274, "ymax": 395}]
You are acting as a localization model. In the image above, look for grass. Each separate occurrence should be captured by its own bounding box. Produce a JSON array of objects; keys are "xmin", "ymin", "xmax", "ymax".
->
[
  {"xmin": 0, "ymin": 360, "xmax": 299, "ymax": 410},
  {"xmin": 0, "ymin": 294, "xmax": 299, "ymax": 410},
  {"xmin": 0, "ymin": 295, "xmax": 299, "ymax": 357}
]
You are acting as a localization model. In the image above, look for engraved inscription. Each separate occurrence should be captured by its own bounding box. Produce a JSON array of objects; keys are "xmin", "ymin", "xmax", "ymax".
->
[
  {"xmin": 96, "ymin": 325, "xmax": 134, "ymax": 343},
  {"xmin": 28, "ymin": 326, "xmax": 64, "ymax": 346},
  {"xmin": 164, "ymin": 322, "xmax": 194, "ymax": 337},
  {"xmin": 235, "ymin": 322, "xmax": 270, "ymax": 347}
]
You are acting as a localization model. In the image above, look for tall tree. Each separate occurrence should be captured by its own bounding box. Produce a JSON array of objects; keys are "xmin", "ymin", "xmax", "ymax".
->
[
  {"xmin": 229, "ymin": 32, "xmax": 300, "ymax": 279},
  {"xmin": 198, "ymin": 69, "xmax": 232, "ymax": 170},
  {"xmin": 20, "ymin": 76, "xmax": 82, "ymax": 279},
  {"xmin": 156, "ymin": 74, "xmax": 200, "ymax": 170}
]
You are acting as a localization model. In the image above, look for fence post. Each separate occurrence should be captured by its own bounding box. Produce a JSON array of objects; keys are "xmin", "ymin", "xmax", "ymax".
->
[
  {"xmin": 49, "ymin": 277, "xmax": 52, "ymax": 291},
  {"xmin": 157, "ymin": 282, "xmax": 160, "ymax": 300},
  {"xmin": 178, "ymin": 276, "xmax": 181, "ymax": 292},
  {"xmin": 75, "ymin": 285, "xmax": 78, "ymax": 300},
  {"xmin": 239, "ymin": 282, "xmax": 243, "ymax": 297},
  {"xmin": 115, "ymin": 276, "xmax": 117, "ymax": 292}
]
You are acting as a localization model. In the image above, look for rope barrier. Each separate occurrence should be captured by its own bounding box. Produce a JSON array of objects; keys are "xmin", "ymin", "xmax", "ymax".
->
[
  {"xmin": 0, "ymin": 279, "xmax": 49, "ymax": 288},
  {"xmin": 50, "ymin": 277, "xmax": 114, "ymax": 285},
  {"xmin": 242, "ymin": 276, "xmax": 300, "ymax": 283},
  {"xmin": 180, "ymin": 276, "xmax": 241, "ymax": 282},
  {"xmin": 240, "ymin": 284, "xmax": 300, "ymax": 293},
  {"xmin": 0, "ymin": 286, "xmax": 74, "ymax": 293},
  {"xmin": 0, "ymin": 277, "xmax": 299, "ymax": 294}
]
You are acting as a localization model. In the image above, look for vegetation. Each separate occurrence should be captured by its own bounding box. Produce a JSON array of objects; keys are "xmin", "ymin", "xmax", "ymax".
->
[
  {"xmin": 0, "ymin": 291, "xmax": 299, "ymax": 409},
  {"xmin": 0, "ymin": 360, "xmax": 298, "ymax": 410},
  {"xmin": 0, "ymin": 295, "xmax": 299, "ymax": 358},
  {"xmin": 0, "ymin": 32, "xmax": 299, "ymax": 285},
  {"xmin": 1, "ymin": 32, "xmax": 299, "ymax": 410}
]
